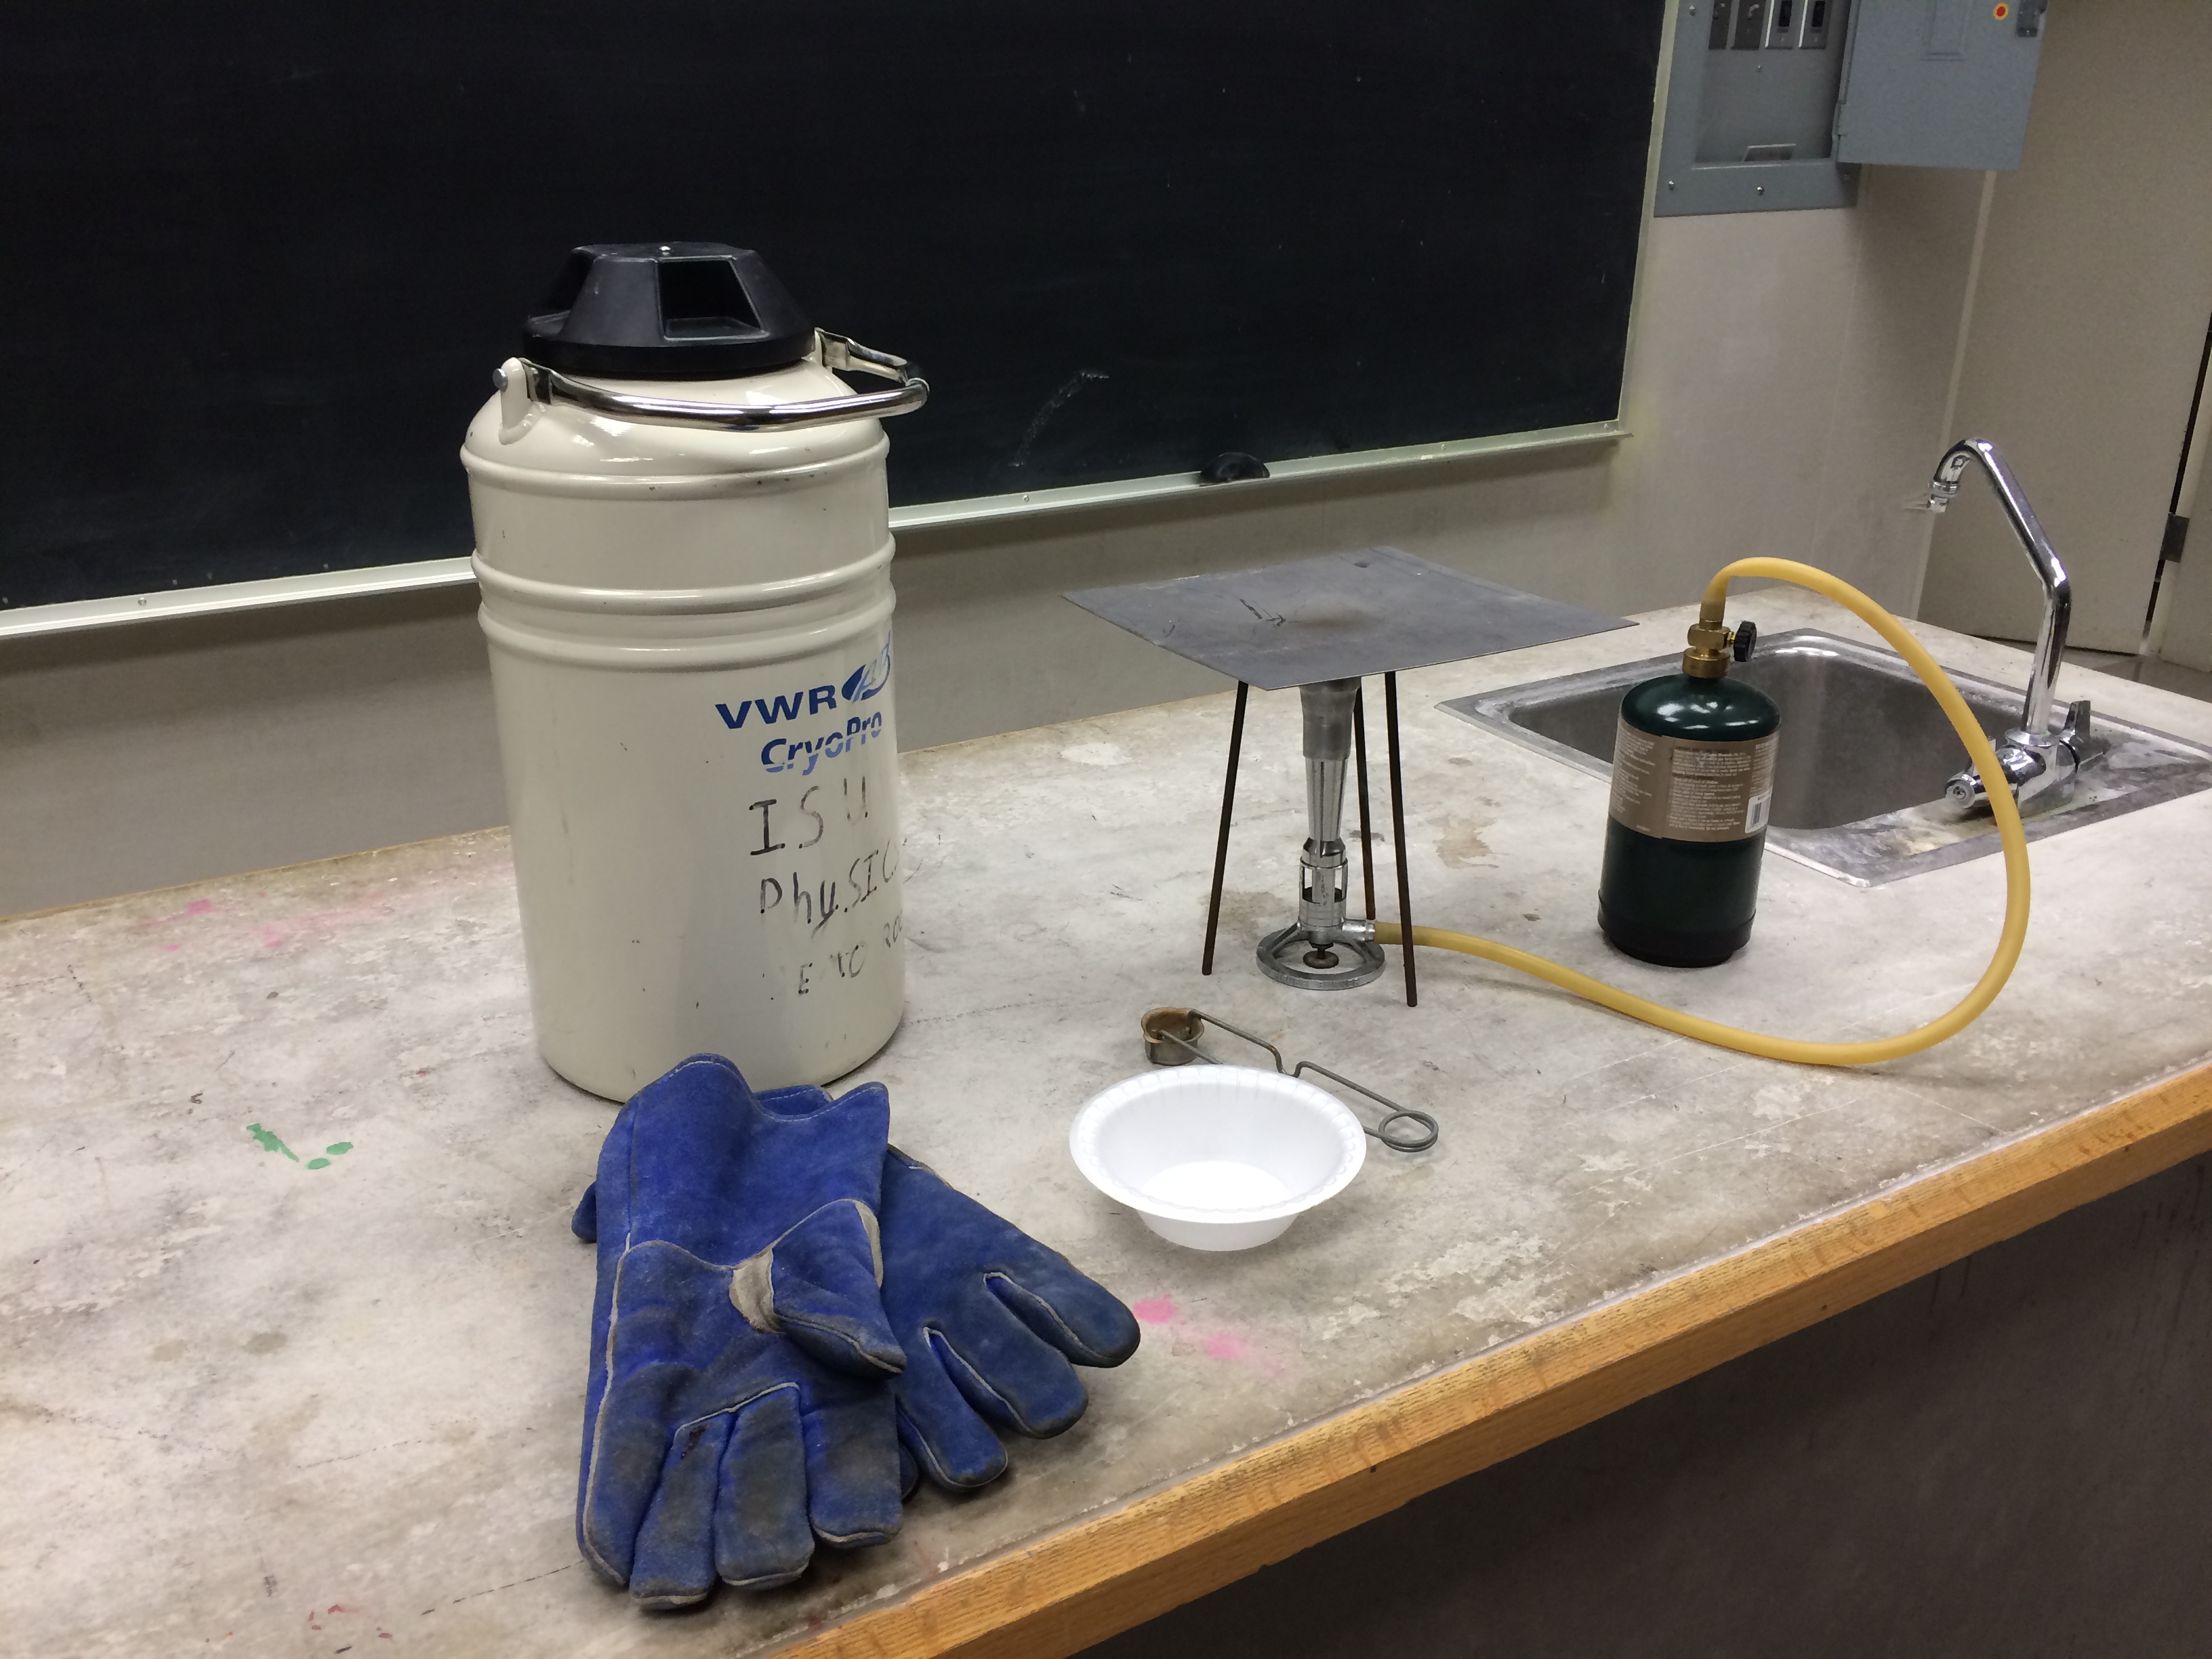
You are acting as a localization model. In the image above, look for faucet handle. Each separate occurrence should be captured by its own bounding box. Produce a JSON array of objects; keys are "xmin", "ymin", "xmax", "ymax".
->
[
  {"xmin": 2062, "ymin": 698, "xmax": 2091, "ymax": 741},
  {"xmin": 1945, "ymin": 735, "xmax": 2047, "ymax": 810}
]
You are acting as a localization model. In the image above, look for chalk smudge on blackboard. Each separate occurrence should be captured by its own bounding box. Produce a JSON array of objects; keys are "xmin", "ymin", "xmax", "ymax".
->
[{"xmin": 1010, "ymin": 370, "xmax": 1109, "ymax": 469}]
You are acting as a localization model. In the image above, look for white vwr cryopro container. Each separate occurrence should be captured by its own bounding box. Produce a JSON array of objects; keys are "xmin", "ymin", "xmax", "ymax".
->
[{"xmin": 460, "ymin": 243, "xmax": 927, "ymax": 1101}]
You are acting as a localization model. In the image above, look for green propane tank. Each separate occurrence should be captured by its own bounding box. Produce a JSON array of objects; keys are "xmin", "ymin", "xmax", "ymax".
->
[{"xmin": 1597, "ymin": 617, "xmax": 1778, "ymax": 967}]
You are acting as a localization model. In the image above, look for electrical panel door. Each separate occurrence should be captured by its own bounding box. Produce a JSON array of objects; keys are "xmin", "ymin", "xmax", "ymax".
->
[{"xmin": 1836, "ymin": 0, "xmax": 2049, "ymax": 168}]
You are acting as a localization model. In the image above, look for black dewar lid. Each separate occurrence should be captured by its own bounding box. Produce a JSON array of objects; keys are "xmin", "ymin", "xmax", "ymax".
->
[{"xmin": 523, "ymin": 243, "xmax": 815, "ymax": 379}]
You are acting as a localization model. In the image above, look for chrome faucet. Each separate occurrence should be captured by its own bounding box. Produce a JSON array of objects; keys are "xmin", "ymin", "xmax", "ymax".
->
[{"xmin": 1925, "ymin": 438, "xmax": 2096, "ymax": 810}]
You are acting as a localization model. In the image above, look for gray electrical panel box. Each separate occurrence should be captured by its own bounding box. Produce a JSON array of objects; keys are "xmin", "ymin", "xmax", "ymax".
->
[
  {"xmin": 1656, "ymin": 0, "xmax": 2049, "ymax": 216},
  {"xmin": 1836, "ymin": 0, "xmax": 2049, "ymax": 168}
]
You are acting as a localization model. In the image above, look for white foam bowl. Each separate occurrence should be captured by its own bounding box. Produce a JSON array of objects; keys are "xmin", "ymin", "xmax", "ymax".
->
[{"xmin": 1069, "ymin": 1065, "xmax": 1367, "ymax": 1250}]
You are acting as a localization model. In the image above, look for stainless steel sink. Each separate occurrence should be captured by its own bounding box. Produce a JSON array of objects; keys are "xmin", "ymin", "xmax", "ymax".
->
[{"xmin": 1441, "ymin": 629, "xmax": 2212, "ymax": 886}]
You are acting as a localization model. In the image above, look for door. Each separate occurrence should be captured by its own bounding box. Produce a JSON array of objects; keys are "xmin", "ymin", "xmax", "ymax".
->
[{"xmin": 2146, "ymin": 316, "xmax": 2212, "ymax": 672}]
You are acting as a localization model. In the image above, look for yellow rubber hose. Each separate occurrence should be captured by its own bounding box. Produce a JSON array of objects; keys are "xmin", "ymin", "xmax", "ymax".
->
[{"xmin": 1374, "ymin": 557, "xmax": 2032, "ymax": 1067}]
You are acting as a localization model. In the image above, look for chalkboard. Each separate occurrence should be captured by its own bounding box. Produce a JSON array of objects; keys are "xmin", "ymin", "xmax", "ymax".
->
[{"xmin": 0, "ymin": 0, "xmax": 1664, "ymax": 611}]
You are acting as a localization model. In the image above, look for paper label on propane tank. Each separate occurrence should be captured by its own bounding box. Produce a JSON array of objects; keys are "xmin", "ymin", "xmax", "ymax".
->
[{"xmin": 1607, "ymin": 720, "xmax": 1778, "ymax": 843}]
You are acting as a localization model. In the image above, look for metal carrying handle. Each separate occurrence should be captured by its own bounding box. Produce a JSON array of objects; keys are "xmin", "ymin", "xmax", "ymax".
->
[
  {"xmin": 499, "ymin": 330, "xmax": 930, "ymax": 432},
  {"xmin": 1139, "ymin": 1006, "xmax": 1439, "ymax": 1153}
]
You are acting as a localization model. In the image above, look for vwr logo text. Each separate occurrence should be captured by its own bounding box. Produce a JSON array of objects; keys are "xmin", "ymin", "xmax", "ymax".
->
[
  {"xmin": 759, "ymin": 712, "xmax": 884, "ymax": 776},
  {"xmin": 715, "ymin": 644, "xmax": 892, "ymax": 776}
]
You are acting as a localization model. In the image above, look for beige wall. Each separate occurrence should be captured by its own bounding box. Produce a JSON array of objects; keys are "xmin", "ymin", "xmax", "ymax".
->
[
  {"xmin": 1919, "ymin": 0, "xmax": 2212, "ymax": 653},
  {"xmin": 2, "ymin": 167, "xmax": 1987, "ymax": 917}
]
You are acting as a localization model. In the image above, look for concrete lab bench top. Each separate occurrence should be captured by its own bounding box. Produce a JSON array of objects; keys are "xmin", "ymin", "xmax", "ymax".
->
[{"xmin": 7, "ymin": 590, "xmax": 2212, "ymax": 1659}]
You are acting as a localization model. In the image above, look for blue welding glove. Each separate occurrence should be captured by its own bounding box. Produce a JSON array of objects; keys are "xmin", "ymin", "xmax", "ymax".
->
[
  {"xmin": 569, "ymin": 1056, "xmax": 905, "ymax": 1606},
  {"xmin": 878, "ymin": 1147, "xmax": 1141, "ymax": 1492}
]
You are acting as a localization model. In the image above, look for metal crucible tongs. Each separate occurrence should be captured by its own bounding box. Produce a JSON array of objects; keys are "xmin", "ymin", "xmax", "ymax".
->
[{"xmin": 1139, "ymin": 1006, "xmax": 1439, "ymax": 1152}]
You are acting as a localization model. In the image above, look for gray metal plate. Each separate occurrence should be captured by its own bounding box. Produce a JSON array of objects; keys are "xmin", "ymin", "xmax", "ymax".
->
[{"xmin": 1065, "ymin": 547, "xmax": 1630, "ymax": 691}]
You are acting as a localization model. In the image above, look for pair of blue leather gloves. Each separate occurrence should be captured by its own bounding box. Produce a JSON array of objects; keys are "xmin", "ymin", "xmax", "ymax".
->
[{"xmin": 568, "ymin": 1054, "xmax": 1140, "ymax": 1607}]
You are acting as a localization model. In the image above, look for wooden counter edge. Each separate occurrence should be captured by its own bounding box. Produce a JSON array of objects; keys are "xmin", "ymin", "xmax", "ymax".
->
[{"xmin": 780, "ymin": 1060, "xmax": 2212, "ymax": 1659}]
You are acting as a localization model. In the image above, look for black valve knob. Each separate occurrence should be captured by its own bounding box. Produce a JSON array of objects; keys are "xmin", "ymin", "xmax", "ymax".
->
[
  {"xmin": 1732, "ymin": 619, "xmax": 1759, "ymax": 662},
  {"xmin": 522, "ymin": 243, "xmax": 815, "ymax": 380}
]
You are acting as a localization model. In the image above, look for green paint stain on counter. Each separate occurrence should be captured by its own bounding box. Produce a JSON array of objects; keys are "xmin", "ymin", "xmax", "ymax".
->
[
  {"xmin": 244, "ymin": 1127, "xmax": 355, "ymax": 1168},
  {"xmin": 245, "ymin": 1123, "xmax": 298, "ymax": 1162}
]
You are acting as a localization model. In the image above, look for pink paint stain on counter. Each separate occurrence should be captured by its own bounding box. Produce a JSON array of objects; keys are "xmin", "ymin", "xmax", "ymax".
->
[
  {"xmin": 1129, "ymin": 1296, "xmax": 1285, "ymax": 1374},
  {"xmin": 145, "ymin": 897, "xmax": 218, "ymax": 929},
  {"xmin": 279, "ymin": 897, "xmax": 398, "ymax": 937},
  {"xmin": 132, "ymin": 888, "xmax": 375, "ymax": 959},
  {"xmin": 235, "ymin": 897, "xmax": 394, "ymax": 959}
]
